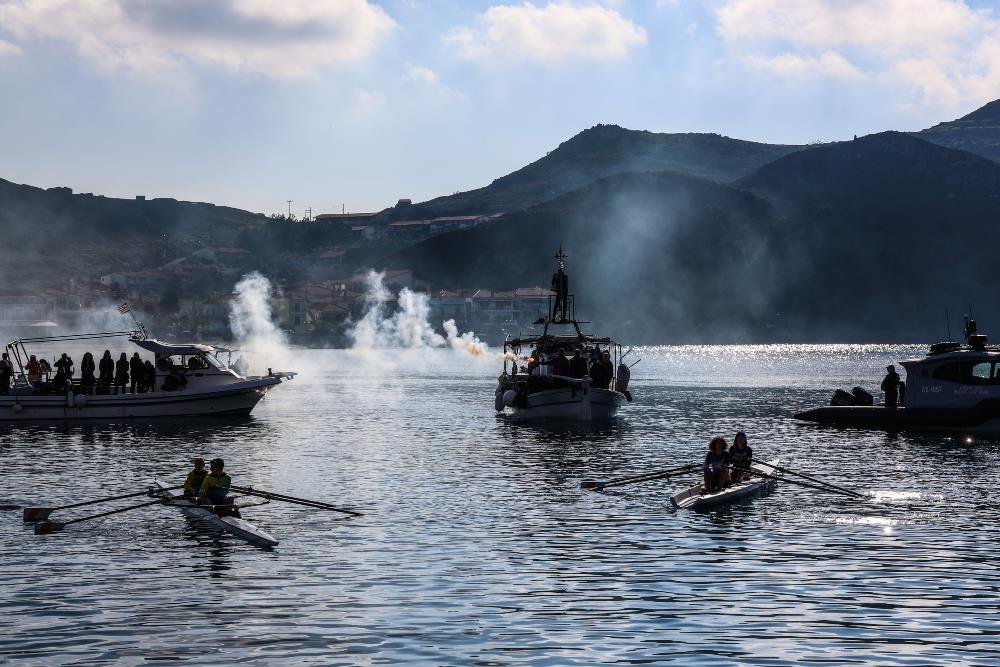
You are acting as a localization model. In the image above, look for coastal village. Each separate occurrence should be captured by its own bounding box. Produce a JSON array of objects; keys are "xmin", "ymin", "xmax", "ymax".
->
[{"xmin": 0, "ymin": 201, "xmax": 551, "ymax": 345}]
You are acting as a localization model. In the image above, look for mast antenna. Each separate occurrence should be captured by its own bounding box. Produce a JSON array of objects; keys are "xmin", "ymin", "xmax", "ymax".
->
[{"xmin": 945, "ymin": 305, "xmax": 952, "ymax": 340}]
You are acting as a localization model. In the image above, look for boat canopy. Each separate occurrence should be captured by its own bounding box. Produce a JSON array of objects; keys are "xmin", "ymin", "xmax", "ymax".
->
[{"xmin": 134, "ymin": 339, "xmax": 219, "ymax": 356}]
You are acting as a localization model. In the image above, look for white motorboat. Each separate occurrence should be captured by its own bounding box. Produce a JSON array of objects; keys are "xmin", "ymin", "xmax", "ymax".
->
[
  {"xmin": 0, "ymin": 328, "xmax": 294, "ymax": 421},
  {"xmin": 796, "ymin": 319, "xmax": 1000, "ymax": 433},
  {"xmin": 494, "ymin": 249, "xmax": 634, "ymax": 421},
  {"xmin": 670, "ymin": 459, "xmax": 781, "ymax": 510},
  {"xmin": 153, "ymin": 480, "xmax": 279, "ymax": 547}
]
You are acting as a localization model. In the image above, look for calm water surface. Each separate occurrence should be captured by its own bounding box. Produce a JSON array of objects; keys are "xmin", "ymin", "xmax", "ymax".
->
[{"xmin": 2, "ymin": 345, "xmax": 999, "ymax": 665}]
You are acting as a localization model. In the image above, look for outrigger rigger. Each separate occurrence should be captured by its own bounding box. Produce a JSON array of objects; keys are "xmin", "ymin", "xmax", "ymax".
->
[
  {"xmin": 0, "ymin": 312, "xmax": 294, "ymax": 421},
  {"xmin": 494, "ymin": 248, "xmax": 636, "ymax": 421}
]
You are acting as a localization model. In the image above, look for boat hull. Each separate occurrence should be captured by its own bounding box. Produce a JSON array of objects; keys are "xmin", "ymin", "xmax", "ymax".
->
[
  {"xmin": 671, "ymin": 459, "xmax": 780, "ymax": 510},
  {"xmin": 0, "ymin": 378, "xmax": 281, "ymax": 422},
  {"xmin": 795, "ymin": 401, "xmax": 1000, "ymax": 433},
  {"xmin": 154, "ymin": 481, "xmax": 278, "ymax": 547},
  {"xmin": 504, "ymin": 386, "xmax": 624, "ymax": 421}
]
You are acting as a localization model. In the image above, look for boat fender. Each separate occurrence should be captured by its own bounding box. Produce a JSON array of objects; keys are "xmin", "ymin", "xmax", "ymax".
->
[
  {"xmin": 74, "ymin": 394, "xmax": 87, "ymax": 408},
  {"xmin": 616, "ymin": 363, "xmax": 631, "ymax": 392},
  {"xmin": 503, "ymin": 389, "xmax": 518, "ymax": 408},
  {"xmin": 12, "ymin": 402, "xmax": 22, "ymax": 413}
]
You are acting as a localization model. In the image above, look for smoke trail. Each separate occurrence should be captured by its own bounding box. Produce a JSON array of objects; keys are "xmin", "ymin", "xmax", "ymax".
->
[
  {"xmin": 349, "ymin": 271, "xmax": 486, "ymax": 356},
  {"xmin": 229, "ymin": 272, "xmax": 290, "ymax": 375}
]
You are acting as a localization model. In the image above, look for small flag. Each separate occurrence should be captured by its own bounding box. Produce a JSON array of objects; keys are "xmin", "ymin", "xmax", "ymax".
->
[{"xmin": 118, "ymin": 302, "xmax": 130, "ymax": 314}]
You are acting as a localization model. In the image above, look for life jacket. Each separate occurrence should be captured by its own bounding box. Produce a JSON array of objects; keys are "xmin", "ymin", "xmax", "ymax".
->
[
  {"xmin": 184, "ymin": 469, "xmax": 208, "ymax": 495},
  {"xmin": 200, "ymin": 472, "xmax": 232, "ymax": 502}
]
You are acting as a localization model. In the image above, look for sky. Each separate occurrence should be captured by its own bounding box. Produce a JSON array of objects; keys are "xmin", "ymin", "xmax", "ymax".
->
[{"xmin": 0, "ymin": 0, "xmax": 998, "ymax": 217}]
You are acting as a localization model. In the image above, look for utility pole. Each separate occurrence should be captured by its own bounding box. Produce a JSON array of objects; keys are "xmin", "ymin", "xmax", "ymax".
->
[
  {"xmin": 306, "ymin": 207, "xmax": 312, "ymax": 222},
  {"xmin": 287, "ymin": 200, "xmax": 293, "ymax": 219}
]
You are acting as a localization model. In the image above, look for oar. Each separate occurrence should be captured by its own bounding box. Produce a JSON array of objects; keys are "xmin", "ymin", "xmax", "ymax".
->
[
  {"xmin": 581, "ymin": 464, "xmax": 700, "ymax": 491},
  {"xmin": 23, "ymin": 484, "xmax": 184, "ymax": 523},
  {"xmin": 231, "ymin": 486, "xmax": 362, "ymax": 517},
  {"xmin": 763, "ymin": 462, "xmax": 864, "ymax": 499},
  {"xmin": 728, "ymin": 465, "xmax": 866, "ymax": 500},
  {"xmin": 34, "ymin": 497, "xmax": 168, "ymax": 534}
]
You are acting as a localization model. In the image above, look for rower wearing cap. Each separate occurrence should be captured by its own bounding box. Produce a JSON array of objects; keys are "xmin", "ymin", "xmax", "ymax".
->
[
  {"xmin": 199, "ymin": 458, "xmax": 237, "ymax": 517},
  {"xmin": 183, "ymin": 458, "xmax": 208, "ymax": 497}
]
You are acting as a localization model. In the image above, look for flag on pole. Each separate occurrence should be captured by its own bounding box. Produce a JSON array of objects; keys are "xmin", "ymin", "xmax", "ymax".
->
[{"xmin": 118, "ymin": 302, "xmax": 130, "ymax": 314}]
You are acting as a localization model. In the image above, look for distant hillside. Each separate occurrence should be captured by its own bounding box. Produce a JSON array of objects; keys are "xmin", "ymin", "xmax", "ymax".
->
[
  {"xmin": 398, "ymin": 125, "xmax": 801, "ymax": 219},
  {"xmin": 388, "ymin": 132, "xmax": 1000, "ymax": 342},
  {"xmin": 0, "ymin": 179, "xmax": 268, "ymax": 285},
  {"xmin": 919, "ymin": 100, "xmax": 1000, "ymax": 162}
]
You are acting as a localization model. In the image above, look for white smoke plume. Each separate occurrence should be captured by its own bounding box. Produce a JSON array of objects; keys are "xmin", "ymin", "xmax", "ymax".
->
[
  {"xmin": 229, "ymin": 272, "xmax": 291, "ymax": 375},
  {"xmin": 349, "ymin": 270, "xmax": 487, "ymax": 356}
]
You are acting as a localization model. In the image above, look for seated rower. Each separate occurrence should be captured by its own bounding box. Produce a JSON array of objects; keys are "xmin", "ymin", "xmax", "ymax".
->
[
  {"xmin": 199, "ymin": 458, "xmax": 239, "ymax": 517},
  {"xmin": 728, "ymin": 431, "xmax": 753, "ymax": 484},
  {"xmin": 183, "ymin": 457, "xmax": 208, "ymax": 498},
  {"xmin": 703, "ymin": 436, "xmax": 730, "ymax": 493}
]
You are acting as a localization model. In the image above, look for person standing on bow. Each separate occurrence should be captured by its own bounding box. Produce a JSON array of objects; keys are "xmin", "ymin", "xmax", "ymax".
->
[
  {"xmin": 114, "ymin": 352, "xmax": 129, "ymax": 395},
  {"xmin": 881, "ymin": 365, "xmax": 900, "ymax": 409},
  {"xmin": 80, "ymin": 352, "xmax": 96, "ymax": 390},
  {"xmin": 129, "ymin": 352, "xmax": 144, "ymax": 394},
  {"xmin": 199, "ymin": 458, "xmax": 236, "ymax": 516},
  {"xmin": 98, "ymin": 350, "xmax": 114, "ymax": 389},
  {"xmin": 183, "ymin": 458, "xmax": 208, "ymax": 498}
]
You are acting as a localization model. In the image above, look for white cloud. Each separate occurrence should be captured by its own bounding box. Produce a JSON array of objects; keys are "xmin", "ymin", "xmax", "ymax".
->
[
  {"xmin": 0, "ymin": 0, "xmax": 396, "ymax": 78},
  {"xmin": 0, "ymin": 39, "xmax": 22, "ymax": 57},
  {"xmin": 404, "ymin": 64, "xmax": 441, "ymax": 86},
  {"xmin": 403, "ymin": 64, "xmax": 465, "ymax": 101},
  {"xmin": 447, "ymin": 2, "xmax": 647, "ymax": 66},
  {"xmin": 353, "ymin": 88, "xmax": 386, "ymax": 115},
  {"xmin": 716, "ymin": 0, "xmax": 1000, "ymax": 106}
]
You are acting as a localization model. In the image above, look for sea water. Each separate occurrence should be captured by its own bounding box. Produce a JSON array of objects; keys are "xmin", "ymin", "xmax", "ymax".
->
[{"xmin": 1, "ymin": 345, "xmax": 998, "ymax": 665}]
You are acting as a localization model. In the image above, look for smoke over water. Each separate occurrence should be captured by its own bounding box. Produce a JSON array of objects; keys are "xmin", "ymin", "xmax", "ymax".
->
[
  {"xmin": 349, "ymin": 271, "xmax": 487, "ymax": 357},
  {"xmin": 229, "ymin": 272, "xmax": 291, "ymax": 375}
]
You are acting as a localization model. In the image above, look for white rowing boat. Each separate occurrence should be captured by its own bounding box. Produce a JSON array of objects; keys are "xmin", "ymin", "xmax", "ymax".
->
[
  {"xmin": 670, "ymin": 458, "xmax": 781, "ymax": 510},
  {"xmin": 153, "ymin": 480, "xmax": 279, "ymax": 547}
]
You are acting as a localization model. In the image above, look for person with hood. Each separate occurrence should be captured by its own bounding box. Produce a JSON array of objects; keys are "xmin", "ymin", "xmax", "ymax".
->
[
  {"xmin": 114, "ymin": 352, "xmax": 129, "ymax": 395},
  {"xmin": 98, "ymin": 350, "xmax": 114, "ymax": 389},
  {"xmin": 881, "ymin": 365, "xmax": 900, "ymax": 409},
  {"xmin": 80, "ymin": 352, "xmax": 96, "ymax": 389},
  {"xmin": 129, "ymin": 352, "xmax": 144, "ymax": 394}
]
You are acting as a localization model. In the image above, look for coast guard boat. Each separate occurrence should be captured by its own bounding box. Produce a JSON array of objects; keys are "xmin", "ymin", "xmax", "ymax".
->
[
  {"xmin": 795, "ymin": 321, "xmax": 1000, "ymax": 433},
  {"xmin": 494, "ymin": 249, "xmax": 634, "ymax": 421},
  {"xmin": 0, "ymin": 326, "xmax": 294, "ymax": 421}
]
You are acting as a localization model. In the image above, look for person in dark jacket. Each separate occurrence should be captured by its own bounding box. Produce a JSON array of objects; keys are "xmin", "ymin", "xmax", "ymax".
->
[
  {"xmin": 551, "ymin": 349, "xmax": 570, "ymax": 377},
  {"xmin": 98, "ymin": 350, "xmax": 114, "ymax": 388},
  {"xmin": 590, "ymin": 356, "xmax": 609, "ymax": 389},
  {"xmin": 54, "ymin": 353, "xmax": 74, "ymax": 380},
  {"xmin": 80, "ymin": 352, "xmax": 96, "ymax": 388},
  {"xmin": 143, "ymin": 360, "xmax": 156, "ymax": 393},
  {"xmin": 728, "ymin": 431, "xmax": 753, "ymax": 484},
  {"xmin": 569, "ymin": 349, "xmax": 588, "ymax": 379},
  {"xmin": 704, "ymin": 436, "xmax": 730, "ymax": 493},
  {"xmin": 881, "ymin": 365, "xmax": 900, "ymax": 409},
  {"xmin": 114, "ymin": 352, "xmax": 129, "ymax": 395},
  {"xmin": 129, "ymin": 352, "xmax": 144, "ymax": 393},
  {"xmin": 0, "ymin": 353, "xmax": 12, "ymax": 396}
]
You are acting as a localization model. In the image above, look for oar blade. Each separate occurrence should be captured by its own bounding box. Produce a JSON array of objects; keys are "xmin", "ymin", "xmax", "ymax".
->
[
  {"xmin": 23, "ymin": 507, "xmax": 52, "ymax": 523},
  {"xmin": 34, "ymin": 520, "xmax": 65, "ymax": 535},
  {"xmin": 580, "ymin": 480, "xmax": 599, "ymax": 489}
]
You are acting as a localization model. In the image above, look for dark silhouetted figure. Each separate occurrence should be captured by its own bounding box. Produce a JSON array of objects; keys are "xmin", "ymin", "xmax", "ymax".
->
[
  {"xmin": 590, "ymin": 356, "xmax": 610, "ymax": 389},
  {"xmin": 98, "ymin": 350, "xmax": 114, "ymax": 389},
  {"xmin": 80, "ymin": 352, "xmax": 96, "ymax": 388},
  {"xmin": 114, "ymin": 353, "xmax": 129, "ymax": 395},
  {"xmin": 550, "ymin": 248, "xmax": 569, "ymax": 322},
  {"xmin": 964, "ymin": 316, "xmax": 977, "ymax": 341},
  {"xmin": 0, "ymin": 353, "xmax": 12, "ymax": 395},
  {"xmin": 569, "ymin": 349, "xmax": 588, "ymax": 379},
  {"xmin": 143, "ymin": 360, "xmax": 156, "ymax": 393},
  {"xmin": 129, "ymin": 353, "xmax": 143, "ymax": 393},
  {"xmin": 552, "ymin": 349, "xmax": 570, "ymax": 377},
  {"xmin": 881, "ymin": 365, "xmax": 900, "ymax": 409},
  {"xmin": 54, "ymin": 353, "xmax": 74, "ymax": 381}
]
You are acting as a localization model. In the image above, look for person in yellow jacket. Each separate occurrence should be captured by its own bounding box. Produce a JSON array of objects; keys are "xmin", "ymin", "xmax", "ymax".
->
[
  {"xmin": 199, "ymin": 458, "xmax": 237, "ymax": 517},
  {"xmin": 183, "ymin": 458, "xmax": 208, "ymax": 497}
]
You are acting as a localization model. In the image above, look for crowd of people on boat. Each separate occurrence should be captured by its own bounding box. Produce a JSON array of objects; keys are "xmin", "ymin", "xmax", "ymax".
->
[
  {"xmin": 516, "ymin": 345, "xmax": 617, "ymax": 389},
  {"xmin": 703, "ymin": 432, "xmax": 754, "ymax": 493},
  {"xmin": 2, "ymin": 350, "xmax": 159, "ymax": 395}
]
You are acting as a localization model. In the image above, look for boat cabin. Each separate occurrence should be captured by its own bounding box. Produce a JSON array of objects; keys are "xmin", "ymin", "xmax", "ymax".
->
[{"xmin": 900, "ymin": 334, "xmax": 1000, "ymax": 409}]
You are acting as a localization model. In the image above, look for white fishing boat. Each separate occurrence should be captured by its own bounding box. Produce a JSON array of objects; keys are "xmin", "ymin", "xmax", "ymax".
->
[
  {"xmin": 0, "ymin": 326, "xmax": 295, "ymax": 421},
  {"xmin": 670, "ymin": 459, "xmax": 781, "ymax": 510},
  {"xmin": 494, "ymin": 248, "xmax": 634, "ymax": 421},
  {"xmin": 153, "ymin": 480, "xmax": 279, "ymax": 547}
]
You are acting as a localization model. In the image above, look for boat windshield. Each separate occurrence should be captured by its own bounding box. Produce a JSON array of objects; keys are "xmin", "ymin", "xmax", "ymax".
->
[{"xmin": 157, "ymin": 353, "xmax": 226, "ymax": 371}]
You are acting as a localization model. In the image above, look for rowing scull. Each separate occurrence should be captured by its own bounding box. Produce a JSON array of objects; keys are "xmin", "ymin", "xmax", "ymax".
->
[{"xmin": 153, "ymin": 480, "xmax": 278, "ymax": 547}]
